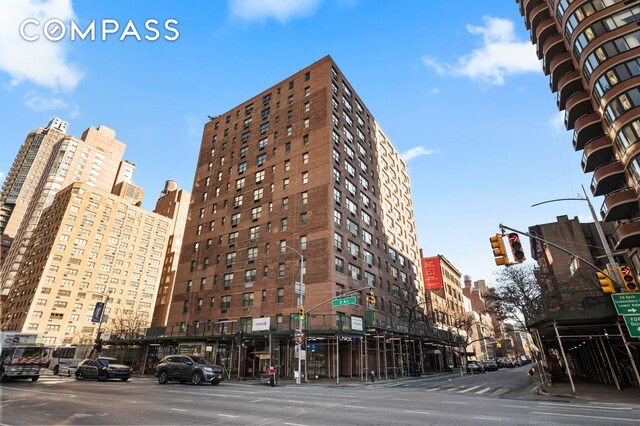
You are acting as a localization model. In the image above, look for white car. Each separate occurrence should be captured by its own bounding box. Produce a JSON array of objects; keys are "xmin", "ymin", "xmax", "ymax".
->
[{"xmin": 58, "ymin": 365, "xmax": 77, "ymax": 377}]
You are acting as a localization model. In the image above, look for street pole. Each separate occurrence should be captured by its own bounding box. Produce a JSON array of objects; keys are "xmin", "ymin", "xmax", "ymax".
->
[
  {"xmin": 531, "ymin": 186, "xmax": 622, "ymax": 290},
  {"xmin": 285, "ymin": 246, "xmax": 304, "ymax": 385}
]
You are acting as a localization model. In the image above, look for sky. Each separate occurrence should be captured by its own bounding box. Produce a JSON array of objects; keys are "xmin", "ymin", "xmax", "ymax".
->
[{"xmin": 0, "ymin": 0, "xmax": 598, "ymax": 286}]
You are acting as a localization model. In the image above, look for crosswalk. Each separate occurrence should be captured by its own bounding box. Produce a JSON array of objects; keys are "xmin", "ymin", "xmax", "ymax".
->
[{"xmin": 367, "ymin": 381, "xmax": 511, "ymax": 396}]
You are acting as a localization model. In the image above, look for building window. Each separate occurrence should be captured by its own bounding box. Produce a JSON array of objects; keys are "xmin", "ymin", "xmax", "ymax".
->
[
  {"xmin": 300, "ymin": 213, "xmax": 307, "ymax": 226},
  {"xmin": 247, "ymin": 246, "xmax": 258, "ymax": 261},
  {"xmin": 302, "ymin": 171, "xmax": 309, "ymax": 184},
  {"xmin": 276, "ymin": 288, "xmax": 284, "ymax": 303},
  {"xmin": 254, "ymin": 188, "xmax": 264, "ymax": 201},
  {"xmin": 280, "ymin": 218, "xmax": 288, "ymax": 231},
  {"xmin": 242, "ymin": 292, "xmax": 254, "ymax": 307},
  {"xmin": 282, "ymin": 197, "xmax": 289, "ymax": 210},
  {"xmin": 301, "ymin": 191, "xmax": 308, "ymax": 205},
  {"xmin": 223, "ymin": 273, "xmax": 234, "ymax": 287},
  {"xmin": 334, "ymin": 257, "xmax": 344, "ymax": 273},
  {"xmin": 238, "ymin": 161, "xmax": 247, "ymax": 173},
  {"xmin": 278, "ymin": 263, "xmax": 285, "ymax": 278},
  {"xmin": 300, "ymin": 235, "xmax": 307, "ymax": 250},
  {"xmin": 283, "ymin": 178, "xmax": 290, "ymax": 190},
  {"xmin": 221, "ymin": 295, "xmax": 231, "ymax": 309},
  {"xmin": 255, "ymin": 170, "xmax": 265, "ymax": 183},
  {"xmin": 257, "ymin": 153, "xmax": 267, "ymax": 166},
  {"xmin": 302, "ymin": 152, "xmax": 309, "ymax": 164},
  {"xmin": 245, "ymin": 269, "xmax": 257, "ymax": 283}
]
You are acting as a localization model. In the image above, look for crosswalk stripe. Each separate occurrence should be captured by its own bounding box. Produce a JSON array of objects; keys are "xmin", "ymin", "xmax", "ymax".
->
[
  {"xmin": 475, "ymin": 387, "xmax": 491, "ymax": 394},
  {"xmin": 458, "ymin": 385, "xmax": 481, "ymax": 393},
  {"xmin": 425, "ymin": 387, "xmax": 439, "ymax": 392}
]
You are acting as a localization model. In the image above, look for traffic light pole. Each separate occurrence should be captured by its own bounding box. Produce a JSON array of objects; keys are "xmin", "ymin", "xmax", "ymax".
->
[
  {"xmin": 285, "ymin": 246, "xmax": 304, "ymax": 385},
  {"xmin": 531, "ymin": 186, "xmax": 622, "ymax": 291},
  {"xmin": 498, "ymin": 223, "xmax": 618, "ymax": 284}
]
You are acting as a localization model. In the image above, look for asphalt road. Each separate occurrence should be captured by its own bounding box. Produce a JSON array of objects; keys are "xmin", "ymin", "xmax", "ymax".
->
[{"xmin": 1, "ymin": 368, "xmax": 639, "ymax": 425}]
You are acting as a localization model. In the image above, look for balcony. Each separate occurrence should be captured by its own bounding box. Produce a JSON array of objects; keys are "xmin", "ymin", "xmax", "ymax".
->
[
  {"xmin": 549, "ymin": 52, "xmax": 573, "ymax": 92},
  {"xmin": 535, "ymin": 17, "xmax": 557, "ymax": 47},
  {"xmin": 590, "ymin": 161, "xmax": 625, "ymax": 196},
  {"xmin": 601, "ymin": 188, "xmax": 638, "ymax": 222},
  {"xmin": 541, "ymin": 34, "xmax": 565, "ymax": 71},
  {"xmin": 557, "ymin": 71, "xmax": 582, "ymax": 109},
  {"xmin": 564, "ymin": 91, "xmax": 592, "ymax": 130},
  {"xmin": 573, "ymin": 113, "xmax": 604, "ymax": 150},
  {"xmin": 613, "ymin": 219, "xmax": 640, "ymax": 250},
  {"xmin": 581, "ymin": 136, "xmax": 613, "ymax": 172},
  {"xmin": 523, "ymin": 0, "xmax": 544, "ymax": 20},
  {"xmin": 530, "ymin": 3, "xmax": 551, "ymax": 44}
]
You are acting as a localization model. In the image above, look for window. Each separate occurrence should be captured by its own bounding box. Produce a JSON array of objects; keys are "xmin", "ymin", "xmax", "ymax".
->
[
  {"xmin": 300, "ymin": 213, "xmax": 307, "ymax": 226},
  {"xmin": 300, "ymin": 235, "xmax": 307, "ymax": 250},
  {"xmin": 279, "ymin": 240, "xmax": 287, "ymax": 254},
  {"xmin": 301, "ymin": 191, "xmax": 308, "ymax": 205},
  {"xmin": 233, "ymin": 195, "xmax": 243, "ymax": 208},
  {"xmin": 242, "ymin": 292, "xmax": 254, "ymax": 307},
  {"xmin": 302, "ymin": 171, "xmax": 309, "ymax": 184},
  {"xmin": 253, "ymin": 188, "xmax": 264, "ymax": 201},
  {"xmin": 280, "ymin": 218, "xmax": 288, "ymax": 231},
  {"xmin": 256, "ymin": 153, "xmax": 267, "ymax": 166},
  {"xmin": 333, "ymin": 188, "xmax": 341, "ymax": 204},
  {"xmin": 251, "ymin": 206, "xmax": 262, "ymax": 220},
  {"xmin": 304, "ymin": 86, "xmax": 310, "ymax": 96},
  {"xmin": 285, "ymin": 142, "xmax": 291, "ymax": 152},
  {"xmin": 276, "ymin": 288, "xmax": 284, "ymax": 303},
  {"xmin": 247, "ymin": 247, "xmax": 258, "ymax": 261},
  {"xmin": 261, "ymin": 107, "xmax": 270, "ymax": 119},
  {"xmin": 348, "ymin": 264, "xmax": 361, "ymax": 280},
  {"xmin": 255, "ymin": 170, "xmax": 265, "ymax": 183},
  {"xmin": 228, "ymin": 232, "xmax": 238, "ymax": 244},
  {"xmin": 258, "ymin": 136, "xmax": 268, "ymax": 150},
  {"xmin": 334, "ymin": 232, "xmax": 343, "ymax": 251},
  {"xmin": 282, "ymin": 197, "xmax": 289, "ymax": 210},
  {"xmin": 221, "ymin": 295, "xmax": 231, "ymax": 309},
  {"xmin": 238, "ymin": 161, "xmax": 247, "ymax": 173},
  {"xmin": 223, "ymin": 273, "xmax": 234, "ymax": 287},
  {"xmin": 283, "ymin": 178, "xmax": 290, "ymax": 190},
  {"xmin": 284, "ymin": 159, "xmax": 291, "ymax": 171},
  {"xmin": 245, "ymin": 269, "xmax": 256, "ymax": 283},
  {"xmin": 239, "ymin": 146, "xmax": 248, "ymax": 158},
  {"xmin": 278, "ymin": 263, "xmax": 286, "ymax": 278},
  {"xmin": 249, "ymin": 226, "xmax": 261, "ymax": 240},
  {"xmin": 334, "ymin": 257, "xmax": 344, "ymax": 273},
  {"xmin": 286, "ymin": 126, "xmax": 292, "ymax": 137},
  {"xmin": 333, "ymin": 209, "xmax": 342, "ymax": 225}
]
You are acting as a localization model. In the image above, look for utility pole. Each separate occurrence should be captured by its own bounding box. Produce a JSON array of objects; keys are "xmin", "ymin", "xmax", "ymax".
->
[{"xmin": 285, "ymin": 246, "xmax": 304, "ymax": 385}]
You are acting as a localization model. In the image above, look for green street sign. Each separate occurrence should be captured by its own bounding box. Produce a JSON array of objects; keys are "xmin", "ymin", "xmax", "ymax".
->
[
  {"xmin": 332, "ymin": 296, "xmax": 356, "ymax": 307},
  {"xmin": 623, "ymin": 315, "xmax": 640, "ymax": 338},
  {"xmin": 291, "ymin": 315, "xmax": 305, "ymax": 322},
  {"xmin": 612, "ymin": 293, "xmax": 640, "ymax": 315}
]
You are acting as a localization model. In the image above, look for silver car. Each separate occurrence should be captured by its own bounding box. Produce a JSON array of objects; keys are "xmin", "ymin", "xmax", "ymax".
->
[{"xmin": 156, "ymin": 355, "xmax": 224, "ymax": 385}]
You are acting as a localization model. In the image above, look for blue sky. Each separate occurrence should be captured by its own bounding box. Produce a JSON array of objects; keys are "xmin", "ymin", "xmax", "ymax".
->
[{"xmin": 0, "ymin": 0, "xmax": 597, "ymax": 285}]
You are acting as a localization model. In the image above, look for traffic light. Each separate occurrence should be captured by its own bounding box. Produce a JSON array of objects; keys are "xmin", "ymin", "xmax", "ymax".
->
[
  {"xmin": 490, "ymin": 234, "xmax": 508, "ymax": 266},
  {"xmin": 597, "ymin": 269, "xmax": 616, "ymax": 294},
  {"xmin": 619, "ymin": 266, "xmax": 638, "ymax": 293},
  {"xmin": 299, "ymin": 307, "xmax": 304, "ymax": 318},
  {"xmin": 508, "ymin": 233, "xmax": 526, "ymax": 263},
  {"xmin": 367, "ymin": 291, "xmax": 375, "ymax": 305}
]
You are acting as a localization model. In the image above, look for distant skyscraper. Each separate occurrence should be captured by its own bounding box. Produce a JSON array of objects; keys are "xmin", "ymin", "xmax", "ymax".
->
[
  {"xmin": 0, "ymin": 122, "xmax": 127, "ymax": 296},
  {"xmin": 516, "ymin": 1, "xmax": 640, "ymax": 257}
]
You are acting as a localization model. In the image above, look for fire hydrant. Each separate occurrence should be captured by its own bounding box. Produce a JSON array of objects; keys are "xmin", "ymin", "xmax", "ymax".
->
[{"xmin": 370, "ymin": 370, "xmax": 375, "ymax": 382}]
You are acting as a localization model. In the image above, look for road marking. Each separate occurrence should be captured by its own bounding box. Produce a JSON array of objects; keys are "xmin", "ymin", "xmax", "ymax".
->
[
  {"xmin": 404, "ymin": 410, "xmax": 431, "ymax": 415},
  {"xmin": 250, "ymin": 399, "xmax": 263, "ymax": 403},
  {"xmin": 492, "ymin": 388, "xmax": 508, "ymax": 395},
  {"xmin": 344, "ymin": 405, "xmax": 366, "ymax": 409},
  {"xmin": 441, "ymin": 401, "xmax": 467, "ymax": 405},
  {"xmin": 537, "ymin": 402, "xmax": 632, "ymax": 411},
  {"xmin": 458, "ymin": 385, "xmax": 481, "ymax": 393},
  {"xmin": 474, "ymin": 416, "xmax": 505, "ymax": 421},
  {"xmin": 170, "ymin": 408, "xmax": 186, "ymax": 412},
  {"xmin": 475, "ymin": 387, "xmax": 491, "ymax": 394},
  {"xmin": 531, "ymin": 411, "xmax": 640, "ymax": 423},
  {"xmin": 425, "ymin": 387, "xmax": 439, "ymax": 392},
  {"xmin": 284, "ymin": 423, "xmax": 307, "ymax": 426},
  {"xmin": 218, "ymin": 414, "xmax": 239, "ymax": 418},
  {"xmin": 501, "ymin": 404, "xmax": 524, "ymax": 409}
]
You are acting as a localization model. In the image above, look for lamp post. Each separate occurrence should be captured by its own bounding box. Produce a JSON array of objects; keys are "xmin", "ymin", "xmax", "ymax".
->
[
  {"xmin": 88, "ymin": 291, "xmax": 111, "ymax": 358},
  {"xmin": 532, "ymin": 185, "xmax": 622, "ymax": 290},
  {"xmin": 285, "ymin": 245, "xmax": 304, "ymax": 385}
]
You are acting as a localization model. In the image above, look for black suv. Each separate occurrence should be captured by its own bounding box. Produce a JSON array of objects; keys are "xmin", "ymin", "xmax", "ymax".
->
[
  {"xmin": 75, "ymin": 357, "xmax": 131, "ymax": 381},
  {"xmin": 156, "ymin": 355, "xmax": 224, "ymax": 385}
]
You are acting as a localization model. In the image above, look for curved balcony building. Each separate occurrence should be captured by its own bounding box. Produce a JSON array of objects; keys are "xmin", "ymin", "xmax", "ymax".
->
[{"xmin": 518, "ymin": 0, "xmax": 640, "ymax": 250}]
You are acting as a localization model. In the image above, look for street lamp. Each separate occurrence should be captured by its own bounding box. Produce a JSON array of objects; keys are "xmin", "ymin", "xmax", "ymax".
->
[
  {"xmin": 532, "ymin": 185, "xmax": 622, "ymax": 290},
  {"xmin": 285, "ymin": 245, "xmax": 304, "ymax": 385},
  {"xmin": 88, "ymin": 290, "xmax": 111, "ymax": 358}
]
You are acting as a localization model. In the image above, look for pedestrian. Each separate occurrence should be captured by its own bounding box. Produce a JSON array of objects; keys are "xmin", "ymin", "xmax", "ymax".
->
[
  {"xmin": 370, "ymin": 369, "xmax": 375, "ymax": 382},
  {"xmin": 269, "ymin": 365, "xmax": 276, "ymax": 387}
]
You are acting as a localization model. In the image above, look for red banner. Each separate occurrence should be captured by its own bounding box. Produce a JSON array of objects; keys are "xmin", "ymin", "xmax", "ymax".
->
[{"xmin": 421, "ymin": 257, "xmax": 443, "ymax": 290}]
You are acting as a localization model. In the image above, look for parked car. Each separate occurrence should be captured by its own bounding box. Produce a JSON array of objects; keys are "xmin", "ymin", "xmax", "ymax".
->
[
  {"xmin": 483, "ymin": 360, "xmax": 499, "ymax": 372},
  {"xmin": 75, "ymin": 357, "xmax": 131, "ymax": 381},
  {"xmin": 155, "ymin": 355, "xmax": 224, "ymax": 385},
  {"xmin": 503, "ymin": 359, "xmax": 515, "ymax": 368},
  {"xmin": 466, "ymin": 360, "xmax": 485, "ymax": 374}
]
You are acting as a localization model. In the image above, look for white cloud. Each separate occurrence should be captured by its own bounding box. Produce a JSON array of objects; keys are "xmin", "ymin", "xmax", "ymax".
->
[
  {"xmin": 550, "ymin": 110, "xmax": 566, "ymax": 133},
  {"xmin": 422, "ymin": 16, "xmax": 541, "ymax": 85},
  {"xmin": 401, "ymin": 146, "xmax": 435, "ymax": 162},
  {"xmin": 0, "ymin": 0, "xmax": 82, "ymax": 90},
  {"xmin": 229, "ymin": 0, "xmax": 323, "ymax": 23},
  {"xmin": 25, "ymin": 91, "xmax": 67, "ymax": 111}
]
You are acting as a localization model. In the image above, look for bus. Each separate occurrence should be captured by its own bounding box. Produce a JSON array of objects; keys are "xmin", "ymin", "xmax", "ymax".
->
[{"xmin": 49, "ymin": 345, "xmax": 89, "ymax": 376}]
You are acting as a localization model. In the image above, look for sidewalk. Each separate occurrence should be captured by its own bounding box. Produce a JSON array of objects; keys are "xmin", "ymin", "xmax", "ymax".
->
[
  {"xmin": 236, "ymin": 371, "xmax": 459, "ymax": 387},
  {"xmin": 535, "ymin": 378, "xmax": 640, "ymax": 406}
]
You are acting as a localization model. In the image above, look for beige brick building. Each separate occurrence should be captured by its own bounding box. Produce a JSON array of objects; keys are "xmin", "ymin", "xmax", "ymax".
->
[{"xmin": 1, "ymin": 182, "xmax": 171, "ymax": 345}]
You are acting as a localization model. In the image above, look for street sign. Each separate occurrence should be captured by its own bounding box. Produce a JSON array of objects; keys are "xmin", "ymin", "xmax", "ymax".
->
[
  {"xmin": 294, "ymin": 282, "xmax": 306, "ymax": 295},
  {"xmin": 612, "ymin": 293, "xmax": 640, "ymax": 315},
  {"xmin": 622, "ymin": 314, "xmax": 640, "ymax": 338},
  {"xmin": 291, "ymin": 315, "xmax": 306, "ymax": 322},
  {"xmin": 332, "ymin": 296, "xmax": 356, "ymax": 307}
]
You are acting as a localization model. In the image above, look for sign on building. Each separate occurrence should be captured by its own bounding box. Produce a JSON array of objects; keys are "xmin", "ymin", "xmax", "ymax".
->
[{"xmin": 252, "ymin": 317, "xmax": 271, "ymax": 332}]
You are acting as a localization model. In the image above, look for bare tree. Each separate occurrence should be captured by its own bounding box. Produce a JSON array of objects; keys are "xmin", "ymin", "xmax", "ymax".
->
[
  {"xmin": 485, "ymin": 264, "xmax": 543, "ymax": 329},
  {"xmin": 447, "ymin": 310, "xmax": 495, "ymax": 356},
  {"xmin": 108, "ymin": 310, "xmax": 149, "ymax": 340}
]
